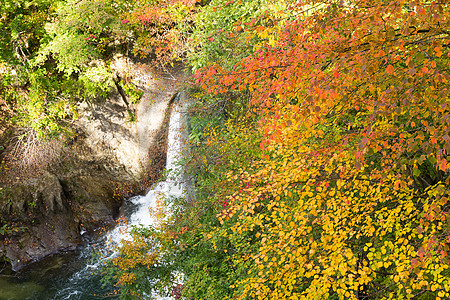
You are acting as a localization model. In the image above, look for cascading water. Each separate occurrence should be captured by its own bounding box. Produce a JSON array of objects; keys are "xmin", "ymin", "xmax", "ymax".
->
[
  {"xmin": 0, "ymin": 96, "xmax": 187, "ymax": 300},
  {"xmin": 110, "ymin": 95, "xmax": 186, "ymax": 240}
]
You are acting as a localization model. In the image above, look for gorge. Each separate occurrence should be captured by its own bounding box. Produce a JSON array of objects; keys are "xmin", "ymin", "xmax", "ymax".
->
[{"xmin": 1, "ymin": 0, "xmax": 450, "ymax": 299}]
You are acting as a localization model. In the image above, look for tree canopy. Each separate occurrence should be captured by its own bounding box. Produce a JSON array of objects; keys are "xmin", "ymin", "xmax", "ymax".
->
[
  {"xmin": 0, "ymin": 0, "xmax": 194, "ymax": 179},
  {"xmin": 0, "ymin": 0, "xmax": 194, "ymax": 138},
  {"xmin": 107, "ymin": 0, "xmax": 450, "ymax": 299}
]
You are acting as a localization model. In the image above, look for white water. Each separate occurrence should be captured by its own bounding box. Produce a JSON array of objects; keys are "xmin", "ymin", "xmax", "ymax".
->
[
  {"xmin": 51, "ymin": 97, "xmax": 187, "ymax": 299},
  {"xmin": 110, "ymin": 98, "xmax": 187, "ymax": 299}
]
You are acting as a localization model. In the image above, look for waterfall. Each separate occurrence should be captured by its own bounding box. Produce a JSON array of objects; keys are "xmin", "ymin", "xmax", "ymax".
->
[
  {"xmin": 110, "ymin": 94, "xmax": 186, "ymax": 239},
  {"xmin": 51, "ymin": 95, "xmax": 187, "ymax": 299}
]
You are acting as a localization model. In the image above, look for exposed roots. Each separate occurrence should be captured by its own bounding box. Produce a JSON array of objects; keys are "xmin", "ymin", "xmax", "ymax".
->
[{"xmin": 0, "ymin": 129, "xmax": 64, "ymax": 183}]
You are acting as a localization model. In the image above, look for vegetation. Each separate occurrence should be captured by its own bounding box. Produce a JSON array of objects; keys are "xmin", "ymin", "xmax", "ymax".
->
[
  {"xmin": 1, "ymin": 0, "xmax": 450, "ymax": 299},
  {"xmin": 104, "ymin": 0, "xmax": 450, "ymax": 299}
]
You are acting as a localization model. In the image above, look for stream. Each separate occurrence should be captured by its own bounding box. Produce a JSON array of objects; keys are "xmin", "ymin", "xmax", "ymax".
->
[{"xmin": 0, "ymin": 98, "xmax": 186, "ymax": 300}]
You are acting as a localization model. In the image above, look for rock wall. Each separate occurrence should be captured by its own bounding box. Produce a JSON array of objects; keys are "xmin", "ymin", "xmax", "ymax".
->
[{"xmin": 0, "ymin": 58, "xmax": 187, "ymax": 271}]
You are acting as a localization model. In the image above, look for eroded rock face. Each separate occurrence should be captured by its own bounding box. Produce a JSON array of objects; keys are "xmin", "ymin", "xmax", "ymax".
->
[
  {"xmin": 75, "ymin": 94, "xmax": 143, "ymax": 182},
  {"xmin": 0, "ymin": 171, "xmax": 80, "ymax": 271},
  {"xmin": 0, "ymin": 169, "xmax": 125, "ymax": 271},
  {"xmin": 0, "ymin": 58, "xmax": 186, "ymax": 271}
]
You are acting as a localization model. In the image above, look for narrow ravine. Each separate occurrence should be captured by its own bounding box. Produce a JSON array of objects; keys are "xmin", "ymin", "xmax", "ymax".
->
[{"xmin": 0, "ymin": 95, "xmax": 187, "ymax": 300}]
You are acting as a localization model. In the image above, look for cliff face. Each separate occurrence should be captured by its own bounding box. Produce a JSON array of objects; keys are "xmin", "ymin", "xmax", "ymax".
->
[{"xmin": 0, "ymin": 57, "xmax": 186, "ymax": 271}]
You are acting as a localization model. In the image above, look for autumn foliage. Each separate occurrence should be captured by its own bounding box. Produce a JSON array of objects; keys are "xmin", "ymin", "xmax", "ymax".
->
[
  {"xmin": 190, "ymin": 0, "xmax": 450, "ymax": 299},
  {"xmin": 106, "ymin": 0, "xmax": 450, "ymax": 299},
  {"xmin": 123, "ymin": 0, "xmax": 199, "ymax": 64}
]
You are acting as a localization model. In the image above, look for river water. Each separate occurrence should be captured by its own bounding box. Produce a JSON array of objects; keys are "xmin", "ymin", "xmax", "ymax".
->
[{"xmin": 0, "ymin": 99, "xmax": 186, "ymax": 300}]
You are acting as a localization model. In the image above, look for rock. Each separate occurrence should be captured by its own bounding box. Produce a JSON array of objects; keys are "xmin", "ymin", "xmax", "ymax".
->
[
  {"xmin": 59, "ymin": 175, "xmax": 120, "ymax": 231},
  {"xmin": 0, "ymin": 171, "xmax": 80, "ymax": 271},
  {"xmin": 33, "ymin": 171, "xmax": 65, "ymax": 212}
]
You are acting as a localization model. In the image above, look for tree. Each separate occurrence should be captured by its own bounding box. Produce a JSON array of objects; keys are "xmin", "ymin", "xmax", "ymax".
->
[
  {"xmin": 194, "ymin": 0, "xmax": 450, "ymax": 299},
  {"xmin": 122, "ymin": 0, "xmax": 198, "ymax": 65}
]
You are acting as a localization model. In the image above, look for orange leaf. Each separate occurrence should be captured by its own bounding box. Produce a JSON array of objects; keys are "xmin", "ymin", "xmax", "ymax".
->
[{"xmin": 386, "ymin": 64, "xmax": 394, "ymax": 74}]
